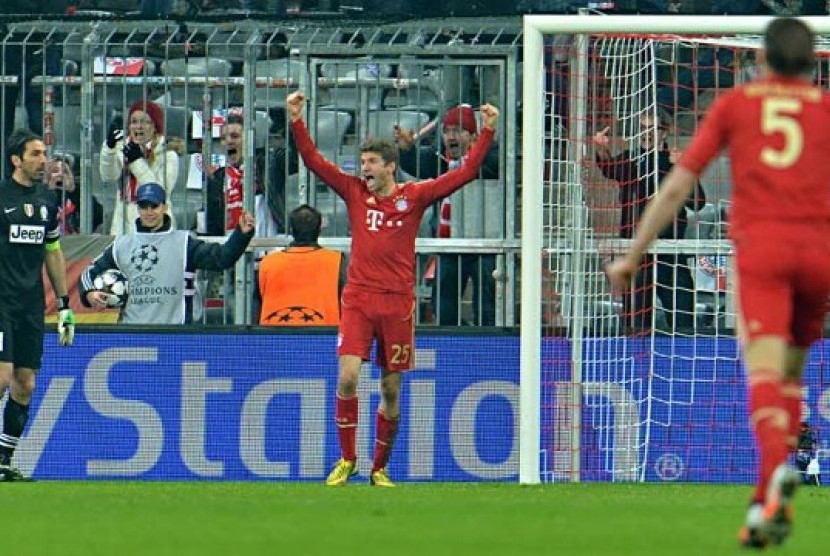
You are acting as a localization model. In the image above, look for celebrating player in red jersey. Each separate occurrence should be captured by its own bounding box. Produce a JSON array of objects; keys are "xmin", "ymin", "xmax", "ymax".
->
[
  {"xmin": 606, "ymin": 17, "xmax": 830, "ymax": 548},
  {"xmin": 286, "ymin": 91, "xmax": 499, "ymax": 487}
]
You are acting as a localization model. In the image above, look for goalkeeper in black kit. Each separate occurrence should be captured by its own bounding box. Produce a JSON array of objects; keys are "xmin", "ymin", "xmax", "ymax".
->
[{"xmin": 0, "ymin": 129, "xmax": 75, "ymax": 482}]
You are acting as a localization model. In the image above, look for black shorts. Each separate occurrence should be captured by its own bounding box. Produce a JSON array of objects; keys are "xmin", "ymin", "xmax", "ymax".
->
[{"xmin": 0, "ymin": 304, "xmax": 45, "ymax": 370}]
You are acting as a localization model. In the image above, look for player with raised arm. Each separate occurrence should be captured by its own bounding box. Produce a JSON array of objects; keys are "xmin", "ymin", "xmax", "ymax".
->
[
  {"xmin": 0, "ymin": 128, "xmax": 74, "ymax": 481},
  {"xmin": 606, "ymin": 17, "xmax": 830, "ymax": 548},
  {"xmin": 286, "ymin": 90, "xmax": 499, "ymax": 487}
]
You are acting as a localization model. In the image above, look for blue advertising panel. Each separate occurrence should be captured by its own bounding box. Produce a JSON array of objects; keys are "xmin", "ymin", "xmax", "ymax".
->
[
  {"xmin": 25, "ymin": 333, "xmax": 519, "ymax": 481},
  {"xmin": 17, "ymin": 333, "xmax": 830, "ymax": 483},
  {"xmin": 542, "ymin": 337, "xmax": 829, "ymax": 484}
]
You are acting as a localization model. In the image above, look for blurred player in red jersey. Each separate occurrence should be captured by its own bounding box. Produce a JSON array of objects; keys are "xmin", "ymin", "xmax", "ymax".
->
[
  {"xmin": 606, "ymin": 17, "xmax": 830, "ymax": 549},
  {"xmin": 286, "ymin": 90, "xmax": 499, "ymax": 487}
]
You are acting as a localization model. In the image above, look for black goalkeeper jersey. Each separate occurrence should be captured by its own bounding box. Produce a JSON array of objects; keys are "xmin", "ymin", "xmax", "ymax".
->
[{"xmin": 0, "ymin": 178, "xmax": 60, "ymax": 308}]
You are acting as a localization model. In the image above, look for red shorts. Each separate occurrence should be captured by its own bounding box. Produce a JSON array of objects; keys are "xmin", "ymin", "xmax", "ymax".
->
[
  {"xmin": 338, "ymin": 288, "xmax": 415, "ymax": 371},
  {"xmin": 734, "ymin": 233, "xmax": 830, "ymax": 347}
]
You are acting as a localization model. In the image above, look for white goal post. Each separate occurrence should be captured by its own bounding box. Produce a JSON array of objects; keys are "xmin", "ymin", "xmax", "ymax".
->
[{"xmin": 520, "ymin": 15, "xmax": 830, "ymax": 485}]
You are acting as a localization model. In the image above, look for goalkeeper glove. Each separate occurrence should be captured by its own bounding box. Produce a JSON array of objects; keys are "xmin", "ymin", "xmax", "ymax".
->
[{"xmin": 56, "ymin": 296, "xmax": 75, "ymax": 347}]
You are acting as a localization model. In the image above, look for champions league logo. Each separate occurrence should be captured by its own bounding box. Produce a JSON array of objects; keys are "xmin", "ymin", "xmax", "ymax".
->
[{"xmin": 131, "ymin": 244, "xmax": 160, "ymax": 273}]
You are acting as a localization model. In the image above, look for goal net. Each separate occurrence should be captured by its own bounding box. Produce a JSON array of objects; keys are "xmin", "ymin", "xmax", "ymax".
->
[{"xmin": 520, "ymin": 15, "xmax": 830, "ymax": 484}]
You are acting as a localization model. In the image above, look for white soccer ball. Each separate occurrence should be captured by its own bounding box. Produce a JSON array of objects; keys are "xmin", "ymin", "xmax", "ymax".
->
[{"xmin": 92, "ymin": 268, "xmax": 129, "ymax": 308}]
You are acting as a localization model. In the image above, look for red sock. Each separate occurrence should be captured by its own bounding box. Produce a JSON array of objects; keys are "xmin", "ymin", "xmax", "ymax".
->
[
  {"xmin": 335, "ymin": 395, "xmax": 358, "ymax": 462},
  {"xmin": 748, "ymin": 371, "xmax": 788, "ymax": 503},
  {"xmin": 781, "ymin": 379, "xmax": 802, "ymax": 452},
  {"xmin": 371, "ymin": 411, "xmax": 399, "ymax": 472}
]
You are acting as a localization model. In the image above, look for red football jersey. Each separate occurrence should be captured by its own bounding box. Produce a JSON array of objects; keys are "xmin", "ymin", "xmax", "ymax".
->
[
  {"xmin": 292, "ymin": 120, "xmax": 495, "ymax": 295},
  {"xmin": 680, "ymin": 75, "xmax": 830, "ymax": 239}
]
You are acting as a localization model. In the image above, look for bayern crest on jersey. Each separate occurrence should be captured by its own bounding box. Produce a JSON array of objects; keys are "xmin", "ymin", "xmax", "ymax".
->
[{"xmin": 394, "ymin": 197, "xmax": 408, "ymax": 211}]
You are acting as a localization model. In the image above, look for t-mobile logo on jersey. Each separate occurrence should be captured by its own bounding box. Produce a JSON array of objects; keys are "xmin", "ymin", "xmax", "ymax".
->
[{"xmin": 365, "ymin": 209, "xmax": 384, "ymax": 231}]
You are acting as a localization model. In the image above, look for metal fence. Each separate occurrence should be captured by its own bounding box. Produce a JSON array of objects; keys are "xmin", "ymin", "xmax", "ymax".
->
[{"xmin": 0, "ymin": 17, "xmax": 522, "ymax": 325}]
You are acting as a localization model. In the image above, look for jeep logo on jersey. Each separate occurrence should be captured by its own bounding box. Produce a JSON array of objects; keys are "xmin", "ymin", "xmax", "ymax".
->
[
  {"xmin": 366, "ymin": 209, "xmax": 384, "ymax": 231},
  {"xmin": 9, "ymin": 224, "xmax": 45, "ymax": 244}
]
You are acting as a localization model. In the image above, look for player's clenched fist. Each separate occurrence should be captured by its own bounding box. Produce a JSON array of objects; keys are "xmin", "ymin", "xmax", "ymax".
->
[
  {"xmin": 286, "ymin": 91, "xmax": 306, "ymax": 122},
  {"xmin": 479, "ymin": 103, "xmax": 500, "ymax": 130}
]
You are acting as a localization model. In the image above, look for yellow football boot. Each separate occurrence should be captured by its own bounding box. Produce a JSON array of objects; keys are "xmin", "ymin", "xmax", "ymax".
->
[
  {"xmin": 325, "ymin": 458, "xmax": 357, "ymax": 486},
  {"xmin": 369, "ymin": 468, "xmax": 395, "ymax": 488}
]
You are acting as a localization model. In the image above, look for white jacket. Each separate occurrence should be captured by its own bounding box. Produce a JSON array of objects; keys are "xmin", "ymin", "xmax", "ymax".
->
[{"xmin": 99, "ymin": 135, "xmax": 179, "ymax": 235}]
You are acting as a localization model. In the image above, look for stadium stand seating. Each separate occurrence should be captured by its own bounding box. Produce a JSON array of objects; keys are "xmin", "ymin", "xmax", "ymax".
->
[
  {"xmin": 366, "ymin": 109, "xmax": 430, "ymax": 140},
  {"xmin": 311, "ymin": 110, "xmax": 351, "ymax": 152},
  {"xmin": 253, "ymin": 58, "xmax": 306, "ymax": 110},
  {"xmin": 160, "ymin": 57, "xmax": 234, "ymax": 109}
]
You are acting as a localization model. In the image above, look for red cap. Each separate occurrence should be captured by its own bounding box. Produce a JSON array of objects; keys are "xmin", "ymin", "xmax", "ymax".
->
[
  {"xmin": 442, "ymin": 105, "xmax": 477, "ymax": 134},
  {"xmin": 128, "ymin": 100, "xmax": 165, "ymax": 134}
]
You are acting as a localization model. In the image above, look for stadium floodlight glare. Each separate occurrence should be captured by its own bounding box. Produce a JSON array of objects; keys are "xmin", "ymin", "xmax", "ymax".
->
[{"xmin": 520, "ymin": 15, "xmax": 830, "ymax": 485}]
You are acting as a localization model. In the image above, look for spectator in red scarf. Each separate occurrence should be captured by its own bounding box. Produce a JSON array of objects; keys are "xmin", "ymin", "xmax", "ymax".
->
[
  {"xmin": 396, "ymin": 104, "xmax": 501, "ymax": 325},
  {"xmin": 203, "ymin": 112, "xmax": 290, "ymax": 237}
]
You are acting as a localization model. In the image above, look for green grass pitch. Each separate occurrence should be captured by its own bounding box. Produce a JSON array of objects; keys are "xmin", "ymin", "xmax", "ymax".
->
[{"xmin": 4, "ymin": 482, "xmax": 828, "ymax": 555}]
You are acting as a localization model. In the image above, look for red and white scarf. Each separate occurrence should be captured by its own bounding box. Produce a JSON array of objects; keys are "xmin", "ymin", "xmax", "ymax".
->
[
  {"xmin": 225, "ymin": 165, "xmax": 244, "ymax": 232},
  {"xmin": 224, "ymin": 164, "xmax": 263, "ymax": 232},
  {"xmin": 437, "ymin": 157, "xmax": 464, "ymax": 238}
]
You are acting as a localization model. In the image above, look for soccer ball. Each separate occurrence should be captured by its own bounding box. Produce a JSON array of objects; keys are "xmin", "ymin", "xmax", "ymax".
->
[{"xmin": 92, "ymin": 268, "xmax": 129, "ymax": 308}]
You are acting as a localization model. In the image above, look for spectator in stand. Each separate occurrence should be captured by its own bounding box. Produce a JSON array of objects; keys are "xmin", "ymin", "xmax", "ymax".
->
[
  {"xmin": 79, "ymin": 183, "xmax": 254, "ymax": 324},
  {"xmin": 594, "ymin": 109, "xmax": 706, "ymax": 332},
  {"xmin": 203, "ymin": 111, "xmax": 294, "ymax": 321},
  {"xmin": 45, "ymin": 155, "xmax": 77, "ymax": 235},
  {"xmin": 204, "ymin": 112, "xmax": 287, "ymax": 237},
  {"xmin": 259, "ymin": 204, "xmax": 346, "ymax": 326},
  {"xmin": 45, "ymin": 154, "xmax": 104, "ymax": 234},
  {"xmin": 396, "ymin": 104, "xmax": 501, "ymax": 326},
  {"xmin": 99, "ymin": 100, "xmax": 179, "ymax": 235}
]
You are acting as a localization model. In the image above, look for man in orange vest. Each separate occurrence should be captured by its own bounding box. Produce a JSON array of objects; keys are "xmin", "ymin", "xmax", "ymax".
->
[{"xmin": 258, "ymin": 204, "xmax": 346, "ymax": 326}]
